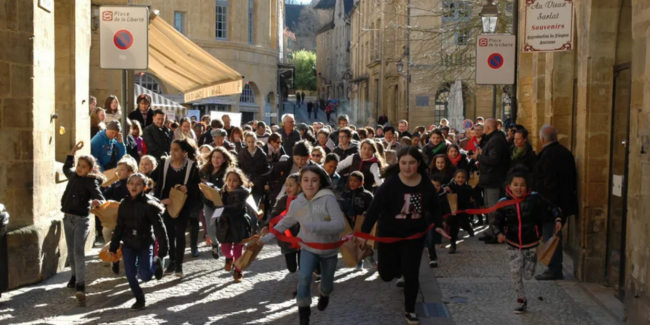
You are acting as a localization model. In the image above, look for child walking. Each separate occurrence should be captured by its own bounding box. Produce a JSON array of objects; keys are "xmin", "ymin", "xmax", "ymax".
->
[
  {"xmin": 444, "ymin": 169, "xmax": 478, "ymax": 254},
  {"xmin": 102, "ymin": 155, "xmax": 138, "ymax": 273},
  {"xmin": 61, "ymin": 141, "xmax": 106, "ymax": 304},
  {"xmin": 261, "ymin": 173, "xmax": 302, "ymax": 273},
  {"xmin": 339, "ymin": 171, "xmax": 375, "ymax": 268},
  {"xmin": 494, "ymin": 167, "xmax": 563, "ymax": 313},
  {"xmin": 261, "ymin": 165, "xmax": 346, "ymax": 325},
  {"xmin": 109, "ymin": 173, "xmax": 169, "ymax": 310},
  {"xmin": 427, "ymin": 175, "xmax": 452, "ymax": 267},
  {"xmin": 216, "ymin": 168, "xmax": 253, "ymax": 283}
]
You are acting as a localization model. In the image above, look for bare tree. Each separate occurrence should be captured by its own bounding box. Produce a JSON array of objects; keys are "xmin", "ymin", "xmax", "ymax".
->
[{"xmin": 294, "ymin": 3, "xmax": 320, "ymax": 38}]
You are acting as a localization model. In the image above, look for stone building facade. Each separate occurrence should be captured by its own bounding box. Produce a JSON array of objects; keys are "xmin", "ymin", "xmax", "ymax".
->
[
  {"xmin": 1, "ymin": 0, "xmax": 95, "ymax": 289},
  {"xmin": 315, "ymin": 0, "xmax": 353, "ymax": 110},
  {"xmin": 91, "ymin": 0, "xmax": 281, "ymax": 123},
  {"xmin": 513, "ymin": 0, "xmax": 650, "ymax": 321},
  {"xmin": 348, "ymin": 0, "xmax": 504, "ymax": 128}
]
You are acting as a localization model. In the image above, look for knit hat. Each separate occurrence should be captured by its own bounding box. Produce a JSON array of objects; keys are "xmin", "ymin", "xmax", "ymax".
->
[{"xmin": 106, "ymin": 120, "xmax": 122, "ymax": 132}]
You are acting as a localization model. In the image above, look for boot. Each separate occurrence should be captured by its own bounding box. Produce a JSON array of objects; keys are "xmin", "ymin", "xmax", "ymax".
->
[
  {"xmin": 299, "ymin": 306, "xmax": 311, "ymax": 325},
  {"xmin": 112, "ymin": 261, "xmax": 120, "ymax": 274},
  {"xmin": 75, "ymin": 284, "xmax": 86, "ymax": 304},
  {"xmin": 66, "ymin": 276, "xmax": 76, "ymax": 289},
  {"xmin": 317, "ymin": 294, "xmax": 330, "ymax": 311},
  {"xmin": 131, "ymin": 296, "xmax": 146, "ymax": 310}
]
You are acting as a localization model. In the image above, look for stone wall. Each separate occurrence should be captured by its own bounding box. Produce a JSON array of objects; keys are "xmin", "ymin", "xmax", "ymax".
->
[{"xmin": 1, "ymin": 0, "xmax": 94, "ymax": 290}]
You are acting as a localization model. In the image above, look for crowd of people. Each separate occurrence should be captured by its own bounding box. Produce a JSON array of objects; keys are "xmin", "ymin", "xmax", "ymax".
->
[{"xmin": 59, "ymin": 96, "xmax": 576, "ymax": 325}]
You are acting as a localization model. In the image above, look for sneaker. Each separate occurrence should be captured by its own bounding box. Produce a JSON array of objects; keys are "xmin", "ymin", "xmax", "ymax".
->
[
  {"xmin": 211, "ymin": 245, "xmax": 220, "ymax": 259},
  {"xmin": 513, "ymin": 298, "xmax": 527, "ymax": 314},
  {"xmin": 535, "ymin": 271, "xmax": 564, "ymax": 281},
  {"xmin": 75, "ymin": 284, "xmax": 86, "ymax": 304},
  {"xmin": 317, "ymin": 294, "xmax": 330, "ymax": 311},
  {"xmin": 66, "ymin": 276, "xmax": 76, "ymax": 289},
  {"xmin": 448, "ymin": 245, "xmax": 457, "ymax": 254},
  {"xmin": 429, "ymin": 260, "xmax": 438, "ymax": 268},
  {"xmin": 131, "ymin": 298, "xmax": 145, "ymax": 310},
  {"xmin": 111, "ymin": 261, "xmax": 120, "ymax": 274},
  {"xmin": 396, "ymin": 277, "xmax": 405, "ymax": 288},
  {"xmin": 165, "ymin": 261, "xmax": 175, "ymax": 274},
  {"xmin": 153, "ymin": 257, "xmax": 163, "ymax": 280},
  {"xmin": 174, "ymin": 264, "xmax": 183, "ymax": 278},
  {"xmin": 225, "ymin": 258, "xmax": 233, "ymax": 272},
  {"xmin": 191, "ymin": 248, "xmax": 199, "ymax": 258},
  {"xmin": 233, "ymin": 270, "xmax": 243, "ymax": 283},
  {"xmin": 405, "ymin": 312, "xmax": 420, "ymax": 324}
]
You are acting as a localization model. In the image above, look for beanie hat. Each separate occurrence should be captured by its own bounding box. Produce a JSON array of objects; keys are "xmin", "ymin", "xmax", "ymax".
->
[
  {"xmin": 106, "ymin": 120, "xmax": 122, "ymax": 132},
  {"xmin": 211, "ymin": 128, "xmax": 227, "ymax": 137}
]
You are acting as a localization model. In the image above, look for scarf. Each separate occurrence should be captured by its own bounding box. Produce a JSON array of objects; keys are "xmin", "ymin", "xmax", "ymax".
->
[
  {"xmin": 430, "ymin": 142, "xmax": 446, "ymax": 155},
  {"xmin": 449, "ymin": 154, "xmax": 462, "ymax": 166},
  {"xmin": 268, "ymin": 145, "xmax": 280, "ymax": 156},
  {"xmin": 511, "ymin": 145, "xmax": 527, "ymax": 161},
  {"xmin": 270, "ymin": 196, "xmax": 299, "ymax": 249}
]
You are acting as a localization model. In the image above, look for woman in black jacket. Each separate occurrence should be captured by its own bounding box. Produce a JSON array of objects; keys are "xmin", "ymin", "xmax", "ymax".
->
[
  {"xmin": 149, "ymin": 139, "xmax": 202, "ymax": 277},
  {"xmin": 199, "ymin": 146, "xmax": 237, "ymax": 259},
  {"xmin": 238, "ymin": 132, "xmax": 270, "ymax": 206},
  {"xmin": 494, "ymin": 167, "xmax": 562, "ymax": 314},
  {"xmin": 510, "ymin": 129, "xmax": 537, "ymax": 172},
  {"xmin": 358, "ymin": 146, "xmax": 450, "ymax": 324},
  {"xmin": 109, "ymin": 173, "xmax": 169, "ymax": 310}
]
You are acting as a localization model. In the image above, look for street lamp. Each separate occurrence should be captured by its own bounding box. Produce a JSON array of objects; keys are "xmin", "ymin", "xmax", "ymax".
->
[
  {"xmin": 479, "ymin": 0, "xmax": 499, "ymax": 34},
  {"xmin": 396, "ymin": 60, "xmax": 404, "ymax": 73}
]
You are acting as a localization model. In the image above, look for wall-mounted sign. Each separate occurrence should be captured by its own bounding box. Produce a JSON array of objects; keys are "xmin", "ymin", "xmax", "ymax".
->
[
  {"xmin": 99, "ymin": 6, "xmax": 149, "ymax": 69},
  {"xmin": 523, "ymin": 0, "xmax": 574, "ymax": 52}
]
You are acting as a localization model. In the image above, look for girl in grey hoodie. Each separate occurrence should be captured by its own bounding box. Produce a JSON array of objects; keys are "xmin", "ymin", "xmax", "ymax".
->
[{"xmin": 261, "ymin": 165, "xmax": 346, "ymax": 325}]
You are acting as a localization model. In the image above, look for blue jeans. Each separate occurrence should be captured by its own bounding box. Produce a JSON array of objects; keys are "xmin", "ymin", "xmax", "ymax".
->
[
  {"xmin": 296, "ymin": 249, "xmax": 337, "ymax": 307},
  {"xmin": 542, "ymin": 222, "xmax": 563, "ymax": 274},
  {"xmin": 122, "ymin": 244, "xmax": 155, "ymax": 299}
]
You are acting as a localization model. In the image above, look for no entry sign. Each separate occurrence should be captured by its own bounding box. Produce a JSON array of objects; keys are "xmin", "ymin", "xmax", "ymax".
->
[
  {"xmin": 99, "ymin": 6, "xmax": 149, "ymax": 69},
  {"xmin": 476, "ymin": 34, "xmax": 515, "ymax": 85}
]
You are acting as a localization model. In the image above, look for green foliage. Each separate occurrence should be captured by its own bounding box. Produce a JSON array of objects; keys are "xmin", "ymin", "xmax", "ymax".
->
[{"xmin": 293, "ymin": 50, "xmax": 317, "ymax": 91}]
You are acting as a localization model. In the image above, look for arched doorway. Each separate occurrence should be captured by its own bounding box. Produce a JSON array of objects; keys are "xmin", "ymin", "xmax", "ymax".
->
[{"xmin": 240, "ymin": 82, "xmax": 260, "ymax": 124}]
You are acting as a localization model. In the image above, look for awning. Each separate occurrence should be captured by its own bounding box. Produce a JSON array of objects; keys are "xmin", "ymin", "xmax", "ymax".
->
[
  {"xmin": 134, "ymin": 84, "xmax": 185, "ymax": 109},
  {"xmin": 148, "ymin": 13, "xmax": 243, "ymax": 102}
]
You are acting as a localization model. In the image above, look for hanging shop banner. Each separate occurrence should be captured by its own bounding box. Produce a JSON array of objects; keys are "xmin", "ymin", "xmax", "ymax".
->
[{"xmin": 523, "ymin": 0, "xmax": 574, "ymax": 53}]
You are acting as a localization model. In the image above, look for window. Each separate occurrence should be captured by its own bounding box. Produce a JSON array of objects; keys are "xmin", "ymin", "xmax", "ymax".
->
[
  {"xmin": 248, "ymin": 0, "xmax": 254, "ymax": 44},
  {"xmin": 216, "ymin": 0, "xmax": 229, "ymax": 40},
  {"xmin": 135, "ymin": 73, "xmax": 163, "ymax": 94},
  {"xmin": 174, "ymin": 12, "xmax": 185, "ymax": 34},
  {"xmin": 456, "ymin": 27, "xmax": 471, "ymax": 45},
  {"xmin": 442, "ymin": 26, "xmax": 472, "ymax": 46},
  {"xmin": 434, "ymin": 86, "xmax": 449, "ymax": 123},
  {"xmin": 442, "ymin": 1, "xmax": 472, "ymax": 22},
  {"xmin": 240, "ymin": 84, "xmax": 255, "ymax": 103}
]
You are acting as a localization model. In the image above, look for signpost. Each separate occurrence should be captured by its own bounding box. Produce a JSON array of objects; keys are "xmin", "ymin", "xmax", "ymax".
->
[
  {"xmin": 99, "ymin": 5, "xmax": 149, "ymax": 131},
  {"xmin": 523, "ymin": 0, "xmax": 574, "ymax": 53},
  {"xmin": 99, "ymin": 6, "xmax": 149, "ymax": 69},
  {"xmin": 475, "ymin": 34, "xmax": 516, "ymax": 85}
]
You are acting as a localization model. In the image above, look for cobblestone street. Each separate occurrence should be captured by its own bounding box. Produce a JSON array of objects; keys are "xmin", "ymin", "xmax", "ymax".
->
[{"xmin": 0, "ymin": 225, "xmax": 627, "ymax": 325}]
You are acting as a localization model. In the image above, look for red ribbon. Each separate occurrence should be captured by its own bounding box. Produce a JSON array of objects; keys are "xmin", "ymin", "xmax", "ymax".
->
[{"xmin": 267, "ymin": 196, "xmax": 525, "ymax": 249}]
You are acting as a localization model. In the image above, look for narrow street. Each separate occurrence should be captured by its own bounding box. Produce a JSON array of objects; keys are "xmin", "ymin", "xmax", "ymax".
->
[{"xmin": 0, "ymin": 226, "xmax": 625, "ymax": 325}]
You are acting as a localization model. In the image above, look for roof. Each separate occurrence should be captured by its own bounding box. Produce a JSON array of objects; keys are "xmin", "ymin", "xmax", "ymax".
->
[
  {"xmin": 285, "ymin": 4, "xmax": 303, "ymax": 32},
  {"xmin": 315, "ymin": 0, "xmax": 354, "ymax": 15},
  {"xmin": 316, "ymin": 21, "xmax": 335, "ymax": 35}
]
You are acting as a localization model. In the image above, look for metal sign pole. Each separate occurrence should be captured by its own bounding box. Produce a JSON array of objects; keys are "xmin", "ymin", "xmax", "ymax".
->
[{"xmin": 121, "ymin": 69, "xmax": 127, "ymax": 130}]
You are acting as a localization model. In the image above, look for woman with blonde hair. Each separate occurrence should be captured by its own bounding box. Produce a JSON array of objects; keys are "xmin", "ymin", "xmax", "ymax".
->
[{"xmin": 90, "ymin": 107, "xmax": 106, "ymax": 138}]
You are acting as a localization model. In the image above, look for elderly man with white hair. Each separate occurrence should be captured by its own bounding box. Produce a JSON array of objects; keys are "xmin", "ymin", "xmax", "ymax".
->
[
  {"xmin": 533, "ymin": 125, "xmax": 577, "ymax": 281},
  {"xmin": 280, "ymin": 114, "xmax": 301, "ymax": 157}
]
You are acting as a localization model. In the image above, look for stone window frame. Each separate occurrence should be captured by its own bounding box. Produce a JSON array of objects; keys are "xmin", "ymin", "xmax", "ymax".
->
[
  {"xmin": 135, "ymin": 73, "xmax": 164, "ymax": 94},
  {"xmin": 240, "ymin": 83, "xmax": 255, "ymax": 104},
  {"xmin": 248, "ymin": 0, "xmax": 255, "ymax": 45},
  {"xmin": 442, "ymin": 1, "xmax": 473, "ymax": 23},
  {"xmin": 216, "ymin": 0, "xmax": 229, "ymax": 41},
  {"xmin": 174, "ymin": 11, "xmax": 185, "ymax": 35}
]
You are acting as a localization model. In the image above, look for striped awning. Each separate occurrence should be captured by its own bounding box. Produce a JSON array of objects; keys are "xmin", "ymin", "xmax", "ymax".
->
[{"xmin": 134, "ymin": 84, "xmax": 184, "ymax": 109}]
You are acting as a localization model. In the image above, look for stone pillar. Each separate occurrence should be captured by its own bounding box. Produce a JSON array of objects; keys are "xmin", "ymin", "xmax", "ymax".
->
[
  {"xmin": 530, "ymin": 53, "xmax": 547, "ymax": 150},
  {"xmin": 0, "ymin": 0, "xmax": 93, "ymax": 290},
  {"xmin": 544, "ymin": 51, "xmax": 575, "ymax": 150}
]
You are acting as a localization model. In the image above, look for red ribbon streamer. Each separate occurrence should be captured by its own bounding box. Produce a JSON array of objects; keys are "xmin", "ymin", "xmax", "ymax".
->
[{"xmin": 267, "ymin": 197, "xmax": 525, "ymax": 250}]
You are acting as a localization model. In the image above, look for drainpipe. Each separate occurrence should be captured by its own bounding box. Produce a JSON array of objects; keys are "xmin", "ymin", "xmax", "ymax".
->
[{"xmin": 405, "ymin": 0, "xmax": 410, "ymax": 124}]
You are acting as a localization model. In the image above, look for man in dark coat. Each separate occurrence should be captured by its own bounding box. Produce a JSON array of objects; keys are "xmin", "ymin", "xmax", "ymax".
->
[
  {"xmin": 307, "ymin": 101, "xmax": 314, "ymax": 119},
  {"xmin": 199, "ymin": 118, "xmax": 223, "ymax": 146},
  {"xmin": 142, "ymin": 109, "xmax": 173, "ymax": 163},
  {"xmin": 128, "ymin": 94, "xmax": 154, "ymax": 128},
  {"xmin": 470, "ymin": 118, "xmax": 510, "ymax": 243},
  {"xmin": 280, "ymin": 114, "xmax": 301, "ymax": 158},
  {"xmin": 533, "ymin": 125, "xmax": 577, "ymax": 281}
]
